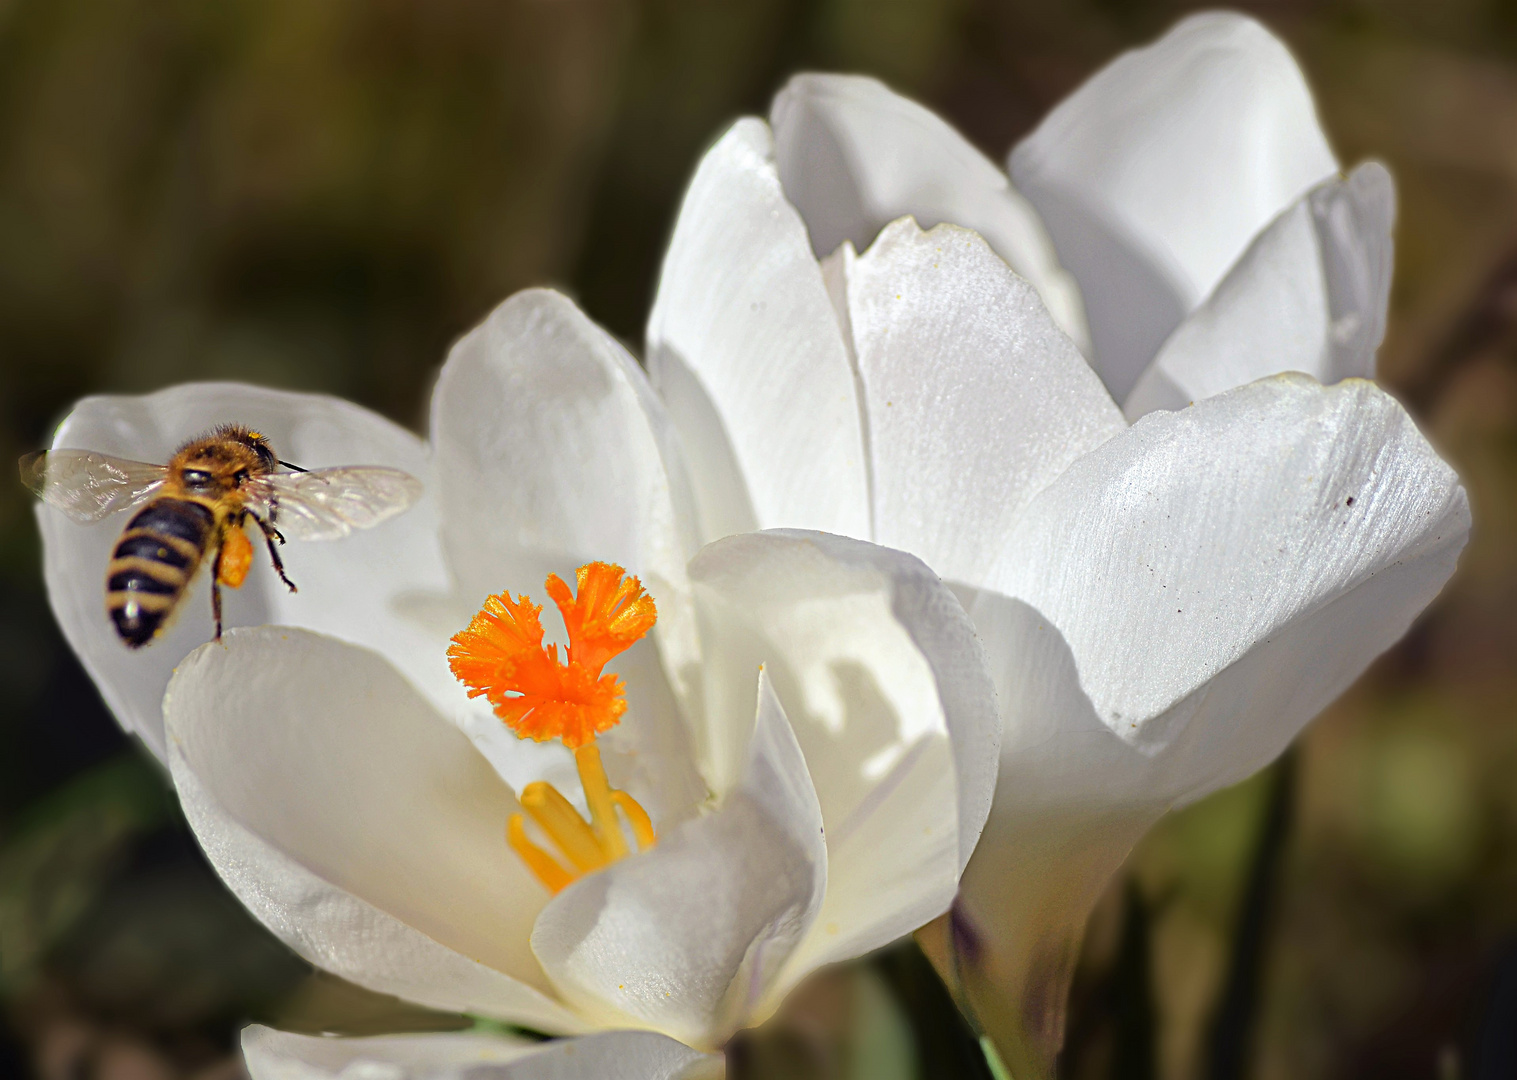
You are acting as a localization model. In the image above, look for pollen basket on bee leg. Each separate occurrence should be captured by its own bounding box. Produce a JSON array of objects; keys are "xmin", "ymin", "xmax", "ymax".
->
[{"xmin": 217, "ymin": 524, "xmax": 254, "ymax": 588}]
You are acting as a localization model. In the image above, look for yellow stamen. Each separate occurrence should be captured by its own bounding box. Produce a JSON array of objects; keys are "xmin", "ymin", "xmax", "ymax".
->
[
  {"xmin": 448, "ymin": 562, "xmax": 661, "ymax": 894},
  {"xmin": 507, "ymin": 815, "xmax": 575, "ymax": 894},
  {"xmin": 612, "ymin": 790, "xmax": 657, "ymax": 851},
  {"xmin": 520, "ymin": 781, "xmax": 608, "ymax": 873}
]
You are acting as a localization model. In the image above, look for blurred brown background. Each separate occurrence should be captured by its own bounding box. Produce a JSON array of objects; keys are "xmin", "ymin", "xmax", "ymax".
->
[{"xmin": 0, "ymin": 2, "xmax": 1514, "ymax": 1079}]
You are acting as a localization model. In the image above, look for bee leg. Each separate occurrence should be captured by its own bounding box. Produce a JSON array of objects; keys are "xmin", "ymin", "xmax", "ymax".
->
[
  {"xmin": 210, "ymin": 545, "xmax": 224, "ymax": 641},
  {"xmin": 248, "ymin": 510, "xmax": 297, "ymax": 593}
]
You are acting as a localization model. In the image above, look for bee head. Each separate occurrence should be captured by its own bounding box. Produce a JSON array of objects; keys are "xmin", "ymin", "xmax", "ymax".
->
[
  {"xmin": 174, "ymin": 425, "xmax": 279, "ymax": 492},
  {"xmin": 240, "ymin": 430, "xmax": 278, "ymax": 472},
  {"xmin": 207, "ymin": 424, "xmax": 278, "ymax": 472}
]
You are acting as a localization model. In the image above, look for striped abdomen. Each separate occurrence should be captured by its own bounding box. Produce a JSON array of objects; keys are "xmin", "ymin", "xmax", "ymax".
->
[{"xmin": 107, "ymin": 498, "xmax": 214, "ymax": 647}]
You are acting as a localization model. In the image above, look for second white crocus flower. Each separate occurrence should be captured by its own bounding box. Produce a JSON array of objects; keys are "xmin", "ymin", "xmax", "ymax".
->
[
  {"xmin": 36, "ymin": 290, "xmax": 1001, "ymax": 1078},
  {"xmin": 755, "ymin": 11, "xmax": 1393, "ymax": 422},
  {"xmin": 645, "ymin": 14, "xmax": 1467, "ymax": 1078}
]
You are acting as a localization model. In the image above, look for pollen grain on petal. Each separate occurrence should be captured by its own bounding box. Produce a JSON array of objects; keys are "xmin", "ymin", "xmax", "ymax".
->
[{"xmin": 546, "ymin": 561, "xmax": 658, "ymax": 675}]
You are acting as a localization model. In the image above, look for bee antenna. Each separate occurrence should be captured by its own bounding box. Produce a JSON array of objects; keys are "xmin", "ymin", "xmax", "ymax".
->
[{"xmin": 278, "ymin": 460, "xmax": 310, "ymax": 473}]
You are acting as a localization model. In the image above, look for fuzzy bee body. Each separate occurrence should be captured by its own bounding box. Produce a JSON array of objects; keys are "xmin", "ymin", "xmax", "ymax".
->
[{"xmin": 22, "ymin": 423, "xmax": 422, "ymax": 649}]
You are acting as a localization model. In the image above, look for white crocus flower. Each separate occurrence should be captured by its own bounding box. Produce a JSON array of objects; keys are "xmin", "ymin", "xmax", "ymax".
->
[
  {"xmin": 36, "ymin": 290, "xmax": 1000, "ymax": 1078},
  {"xmin": 756, "ymin": 11, "xmax": 1393, "ymax": 425},
  {"xmin": 645, "ymin": 37, "xmax": 1468, "ymax": 1080}
]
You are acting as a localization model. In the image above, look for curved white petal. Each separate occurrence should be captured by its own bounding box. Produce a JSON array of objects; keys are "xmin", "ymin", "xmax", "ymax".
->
[
  {"xmin": 532, "ymin": 671, "xmax": 824, "ymax": 1048},
  {"xmin": 1009, "ymin": 12, "xmax": 1339, "ymax": 401},
  {"xmin": 431, "ymin": 286, "xmax": 699, "ymax": 614},
  {"xmin": 164, "ymin": 627, "xmax": 583, "ymax": 1032},
  {"xmin": 596, "ymin": 637, "xmax": 711, "ymax": 832},
  {"xmin": 979, "ymin": 374, "xmax": 1468, "ymax": 794},
  {"xmin": 242, "ymin": 1026, "xmax": 718, "ymax": 1080},
  {"xmin": 948, "ymin": 780, "xmax": 1168, "ymax": 1078},
  {"xmin": 826, "ymin": 219, "xmax": 1124, "ymax": 589},
  {"xmin": 686, "ymin": 530, "xmax": 999, "ymax": 985},
  {"xmin": 174, "ymin": 758, "xmax": 578, "ymax": 1032},
  {"xmin": 1125, "ymin": 163, "xmax": 1396, "ymax": 418},
  {"xmin": 242, "ymin": 1026, "xmax": 538, "ymax": 1079},
  {"xmin": 36, "ymin": 382, "xmax": 445, "ymax": 759},
  {"xmin": 770, "ymin": 73, "xmax": 1090, "ymax": 353},
  {"xmin": 646, "ymin": 118, "xmax": 870, "ymax": 543},
  {"xmin": 430, "ymin": 288, "xmax": 703, "ymax": 792},
  {"xmin": 950, "ymin": 374, "xmax": 1466, "ymax": 1072}
]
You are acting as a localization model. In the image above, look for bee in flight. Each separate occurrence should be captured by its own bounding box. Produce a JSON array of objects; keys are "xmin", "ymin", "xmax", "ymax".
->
[{"xmin": 21, "ymin": 425, "xmax": 422, "ymax": 648}]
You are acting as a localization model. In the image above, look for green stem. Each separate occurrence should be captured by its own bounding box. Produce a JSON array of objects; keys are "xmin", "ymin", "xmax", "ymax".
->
[{"xmin": 1203, "ymin": 751, "xmax": 1298, "ymax": 1080}]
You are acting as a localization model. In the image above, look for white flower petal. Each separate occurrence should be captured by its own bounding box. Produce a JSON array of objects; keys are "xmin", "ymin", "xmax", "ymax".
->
[
  {"xmin": 958, "ymin": 590, "xmax": 1196, "ymax": 994},
  {"xmin": 827, "ymin": 218, "xmax": 1125, "ymax": 590},
  {"xmin": 531, "ymin": 670, "xmax": 825, "ymax": 1049},
  {"xmin": 978, "ymin": 374, "xmax": 1469, "ymax": 794},
  {"xmin": 686, "ymin": 530, "xmax": 999, "ymax": 982},
  {"xmin": 432, "ymin": 287, "xmax": 698, "ymax": 611},
  {"xmin": 770, "ymin": 73, "xmax": 1090, "ymax": 352},
  {"xmin": 242, "ymin": 1025, "xmax": 538, "ymax": 1080},
  {"xmin": 36, "ymin": 382, "xmax": 444, "ymax": 759},
  {"xmin": 164, "ymin": 627, "xmax": 582, "ymax": 1032},
  {"xmin": 931, "ymin": 582, "xmax": 1191, "ymax": 1074},
  {"xmin": 950, "ymin": 779, "xmax": 1167, "ymax": 1077},
  {"xmin": 646, "ymin": 118, "xmax": 870, "ymax": 542},
  {"xmin": 1009, "ymin": 12, "xmax": 1339, "ymax": 401},
  {"xmin": 1125, "ymin": 163, "xmax": 1396, "ymax": 418},
  {"xmin": 430, "ymin": 288, "xmax": 703, "ymax": 791},
  {"xmin": 950, "ymin": 374, "xmax": 1466, "ymax": 1072},
  {"xmin": 242, "ymin": 1026, "xmax": 718, "ymax": 1080},
  {"xmin": 596, "ymin": 637, "xmax": 711, "ymax": 832}
]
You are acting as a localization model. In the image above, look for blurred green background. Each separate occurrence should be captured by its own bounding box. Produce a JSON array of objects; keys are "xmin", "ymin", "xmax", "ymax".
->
[{"xmin": 1, "ymin": 1, "xmax": 1514, "ymax": 1078}]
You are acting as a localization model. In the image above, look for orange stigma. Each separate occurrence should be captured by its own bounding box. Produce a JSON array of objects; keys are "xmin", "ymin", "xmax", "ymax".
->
[
  {"xmin": 448, "ymin": 563, "xmax": 659, "ymax": 893},
  {"xmin": 448, "ymin": 562, "xmax": 656, "ymax": 749}
]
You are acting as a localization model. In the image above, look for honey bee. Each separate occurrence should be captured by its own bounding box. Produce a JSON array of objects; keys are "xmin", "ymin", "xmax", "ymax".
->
[{"xmin": 21, "ymin": 424, "xmax": 422, "ymax": 648}]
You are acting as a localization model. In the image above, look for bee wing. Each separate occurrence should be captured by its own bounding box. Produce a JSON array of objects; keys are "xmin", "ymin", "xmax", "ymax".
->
[
  {"xmin": 250, "ymin": 466, "xmax": 423, "ymax": 541},
  {"xmin": 19, "ymin": 449, "xmax": 168, "ymax": 523}
]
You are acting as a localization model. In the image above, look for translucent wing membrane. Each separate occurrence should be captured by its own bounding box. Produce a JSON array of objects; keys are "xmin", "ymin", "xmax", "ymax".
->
[
  {"xmin": 251, "ymin": 466, "xmax": 423, "ymax": 541},
  {"xmin": 19, "ymin": 450, "xmax": 167, "ymax": 522}
]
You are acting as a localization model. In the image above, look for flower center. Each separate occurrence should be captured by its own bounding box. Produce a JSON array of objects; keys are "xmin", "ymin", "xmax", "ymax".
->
[{"xmin": 448, "ymin": 562, "xmax": 659, "ymax": 894}]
